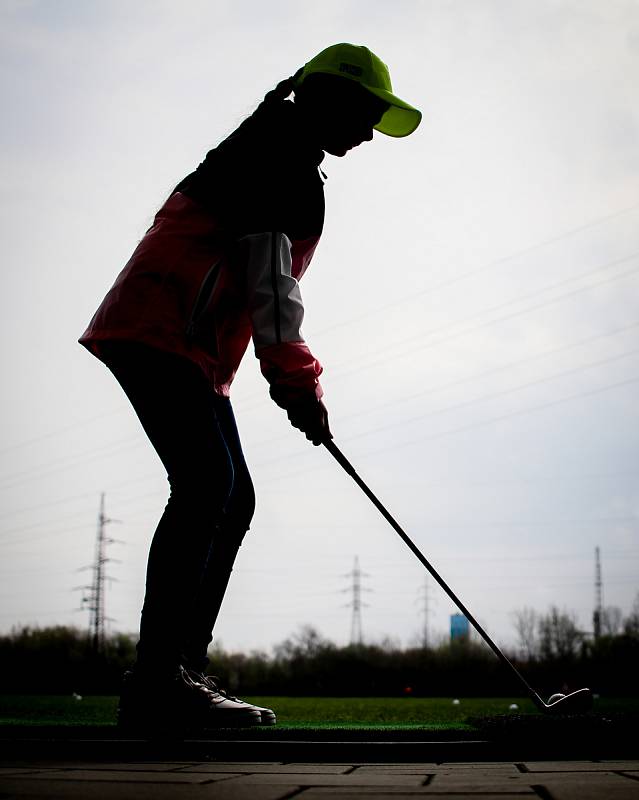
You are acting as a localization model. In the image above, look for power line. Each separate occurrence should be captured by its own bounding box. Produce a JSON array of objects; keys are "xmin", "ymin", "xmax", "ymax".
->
[
  {"xmin": 0, "ymin": 489, "xmax": 112, "ymax": 523},
  {"xmin": 310, "ymin": 201, "xmax": 639, "ymax": 340},
  {"xmin": 3, "ymin": 204, "xmax": 638, "ymax": 460},
  {"xmin": 0, "ymin": 520, "xmax": 102, "ymax": 549},
  {"xmin": 237, "ymin": 254, "xmax": 639, "ymax": 445},
  {"xmin": 0, "ymin": 252, "xmax": 636, "ymax": 572},
  {"xmin": 361, "ymin": 375, "xmax": 639, "ymax": 460},
  {"xmin": 0, "ymin": 436, "xmax": 146, "ymax": 492},
  {"xmin": 236, "ymin": 256, "xmax": 639, "ymax": 416},
  {"xmin": 2, "ymin": 256, "xmax": 636, "ymax": 496},
  {"xmin": 2, "ymin": 319, "xmax": 636, "ymax": 500},
  {"xmin": 330, "ymin": 253, "xmax": 639, "ymax": 381},
  {"xmin": 222, "ymin": 204, "xmax": 639, "ymax": 412},
  {"xmin": 346, "ymin": 346, "xmax": 639, "ymax": 444},
  {"xmin": 256, "ymin": 373, "xmax": 639, "ymax": 479},
  {"xmin": 255, "ymin": 373, "xmax": 639, "ymax": 487},
  {"xmin": 0, "ymin": 405, "xmax": 129, "ymax": 457},
  {"xmin": 247, "ymin": 320, "xmax": 639, "ymax": 452},
  {"xmin": 0, "ymin": 437, "xmax": 146, "ymax": 491}
]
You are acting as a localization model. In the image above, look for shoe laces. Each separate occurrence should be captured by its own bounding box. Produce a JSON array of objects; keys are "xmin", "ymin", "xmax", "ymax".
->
[
  {"xmin": 189, "ymin": 670, "xmax": 241, "ymax": 702},
  {"xmin": 180, "ymin": 667, "xmax": 221, "ymax": 698}
]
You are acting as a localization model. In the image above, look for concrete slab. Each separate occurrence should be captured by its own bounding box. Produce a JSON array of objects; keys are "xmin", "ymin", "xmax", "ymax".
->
[
  {"xmin": 338, "ymin": 764, "xmax": 436, "ymax": 770},
  {"xmin": 535, "ymin": 776, "xmax": 639, "ymax": 799},
  {"xmin": 526, "ymin": 773, "xmax": 636, "ymax": 784},
  {"xmin": 3, "ymin": 768, "xmax": 235, "ymax": 783},
  {"xmin": 173, "ymin": 763, "xmax": 351, "ymax": 773},
  {"xmin": 431, "ymin": 764, "xmax": 522, "ymax": 781},
  {"xmin": 178, "ymin": 761, "xmax": 280, "ymax": 766},
  {"xmin": 286, "ymin": 763, "xmax": 434, "ymax": 770},
  {"xmin": 349, "ymin": 767, "xmax": 436, "ymax": 775},
  {"xmin": 224, "ymin": 771, "xmax": 427, "ymax": 786},
  {"xmin": 2, "ymin": 759, "xmax": 639, "ymax": 800},
  {"xmin": 436, "ymin": 762, "xmax": 525, "ymax": 769},
  {"xmin": 524, "ymin": 761, "xmax": 639, "ymax": 772},
  {"xmin": 428, "ymin": 772, "xmax": 535, "ymax": 792},
  {"xmin": 301, "ymin": 794, "xmax": 529, "ymax": 799},
  {"xmin": 193, "ymin": 787, "xmax": 302, "ymax": 800},
  {"xmin": 278, "ymin": 791, "xmax": 435, "ymax": 797},
  {"xmin": 0, "ymin": 779, "xmax": 298, "ymax": 799},
  {"xmin": 0, "ymin": 768, "xmax": 50, "ymax": 775},
  {"xmin": 2, "ymin": 762, "xmax": 199, "ymax": 772}
]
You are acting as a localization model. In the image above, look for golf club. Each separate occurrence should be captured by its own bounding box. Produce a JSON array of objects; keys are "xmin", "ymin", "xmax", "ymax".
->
[{"xmin": 323, "ymin": 439, "xmax": 593, "ymax": 715}]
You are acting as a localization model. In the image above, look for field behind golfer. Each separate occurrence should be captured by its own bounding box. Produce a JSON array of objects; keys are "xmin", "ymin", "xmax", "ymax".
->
[{"xmin": 1, "ymin": 695, "xmax": 636, "ymax": 730}]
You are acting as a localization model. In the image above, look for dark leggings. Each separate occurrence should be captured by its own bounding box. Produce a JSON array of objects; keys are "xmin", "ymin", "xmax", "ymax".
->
[{"xmin": 100, "ymin": 340, "xmax": 255, "ymax": 675}]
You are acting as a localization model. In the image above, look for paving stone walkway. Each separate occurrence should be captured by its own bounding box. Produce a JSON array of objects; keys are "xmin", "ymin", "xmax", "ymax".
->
[{"xmin": 1, "ymin": 760, "xmax": 639, "ymax": 799}]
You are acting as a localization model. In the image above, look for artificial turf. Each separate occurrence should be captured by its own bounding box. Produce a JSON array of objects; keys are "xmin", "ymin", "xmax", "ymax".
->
[
  {"xmin": 2, "ymin": 695, "xmax": 638, "ymax": 761},
  {"xmin": 0, "ymin": 694, "xmax": 571, "ymax": 730}
]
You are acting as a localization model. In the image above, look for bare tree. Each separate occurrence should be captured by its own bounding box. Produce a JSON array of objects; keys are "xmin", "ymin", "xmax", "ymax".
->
[
  {"xmin": 274, "ymin": 625, "xmax": 332, "ymax": 660},
  {"xmin": 601, "ymin": 606, "xmax": 623, "ymax": 636},
  {"xmin": 538, "ymin": 606, "xmax": 583, "ymax": 659},
  {"xmin": 624, "ymin": 593, "xmax": 639, "ymax": 637},
  {"xmin": 512, "ymin": 607, "xmax": 538, "ymax": 660}
]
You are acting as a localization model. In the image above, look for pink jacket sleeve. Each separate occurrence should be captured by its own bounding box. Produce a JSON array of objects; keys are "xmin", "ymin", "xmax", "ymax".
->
[{"xmin": 238, "ymin": 231, "xmax": 323, "ymax": 403}]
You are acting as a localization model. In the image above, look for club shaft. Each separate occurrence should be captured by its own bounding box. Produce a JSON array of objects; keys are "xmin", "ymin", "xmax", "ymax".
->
[{"xmin": 324, "ymin": 440, "xmax": 544, "ymax": 709}]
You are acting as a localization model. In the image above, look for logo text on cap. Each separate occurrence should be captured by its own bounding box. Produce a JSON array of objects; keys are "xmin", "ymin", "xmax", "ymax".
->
[{"xmin": 339, "ymin": 62, "xmax": 363, "ymax": 77}]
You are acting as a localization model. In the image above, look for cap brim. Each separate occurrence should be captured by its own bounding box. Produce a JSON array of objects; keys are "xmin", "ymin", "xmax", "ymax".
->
[{"xmin": 365, "ymin": 86, "xmax": 422, "ymax": 137}]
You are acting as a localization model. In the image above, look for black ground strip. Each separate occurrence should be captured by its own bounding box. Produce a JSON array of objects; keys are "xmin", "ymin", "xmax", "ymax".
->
[{"xmin": 1, "ymin": 712, "xmax": 638, "ymax": 763}]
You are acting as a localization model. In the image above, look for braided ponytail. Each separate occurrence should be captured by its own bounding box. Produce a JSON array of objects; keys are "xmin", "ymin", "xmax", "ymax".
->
[
  {"xmin": 253, "ymin": 67, "xmax": 305, "ymax": 114},
  {"xmin": 257, "ymin": 74, "xmax": 297, "ymax": 110},
  {"xmin": 227, "ymin": 71, "xmax": 301, "ymax": 140}
]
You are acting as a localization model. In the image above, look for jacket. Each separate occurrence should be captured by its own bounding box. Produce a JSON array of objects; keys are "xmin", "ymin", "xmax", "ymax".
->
[{"xmin": 79, "ymin": 99, "xmax": 326, "ymax": 401}]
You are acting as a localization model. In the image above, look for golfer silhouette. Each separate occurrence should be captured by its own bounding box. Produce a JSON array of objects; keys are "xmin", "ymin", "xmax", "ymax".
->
[{"xmin": 79, "ymin": 43, "xmax": 421, "ymax": 732}]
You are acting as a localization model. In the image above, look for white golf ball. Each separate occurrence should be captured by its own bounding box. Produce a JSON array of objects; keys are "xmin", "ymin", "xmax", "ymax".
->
[
  {"xmin": 548, "ymin": 693, "xmax": 566, "ymax": 704},
  {"xmin": 509, "ymin": 703, "xmax": 519, "ymax": 710},
  {"xmin": 452, "ymin": 698, "xmax": 460, "ymax": 705}
]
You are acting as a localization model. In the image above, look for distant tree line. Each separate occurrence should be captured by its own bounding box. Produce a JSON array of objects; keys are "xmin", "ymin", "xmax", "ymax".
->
[
  {"xmin": 0, "ymin": 625, "xmax": 135, "ymax": 695},
  {"xmin": 1, "ymin": 597, "xmax": 638, "ymax": 696},
  {"xmin": 512, "ymin": 599, "xmax": 639, "ymax": 661}
]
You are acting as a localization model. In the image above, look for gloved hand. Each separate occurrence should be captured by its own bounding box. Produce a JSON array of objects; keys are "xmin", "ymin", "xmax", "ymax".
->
[
  {"xmin": 270, "ymin": 386, "xmax": 332, "ymax": 446},
  {"xmin": 286, "ymin": 396, "xmax": 332, "ymax": 446}
]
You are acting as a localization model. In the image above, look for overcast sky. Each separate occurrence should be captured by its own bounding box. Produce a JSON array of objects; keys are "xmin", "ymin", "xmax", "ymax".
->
[{"xmin": 1, "ymin": 0, "xmax": 638, "ymax": 658}]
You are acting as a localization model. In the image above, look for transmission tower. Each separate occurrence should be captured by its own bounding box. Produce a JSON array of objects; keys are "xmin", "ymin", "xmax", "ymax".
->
[
  {"xmin": 593, "ymin": 546, "xmax": 603, "ymax": 640},
  {"xmin": 417, "ymin": 575, "xmax": 431, "ymax": 648},
  {"xmin": 342, "ymin": 556, "xmax": 371, "ymax": 646},
  {"xmin": 76, "ymin": 494, "xmax": 121, "ymax": 654}
]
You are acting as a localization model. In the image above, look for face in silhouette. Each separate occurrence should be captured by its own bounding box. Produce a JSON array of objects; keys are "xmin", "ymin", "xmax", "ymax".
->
[{"xmin": 294, "ymin": 73, "xmax": 391, "ymax": 156}]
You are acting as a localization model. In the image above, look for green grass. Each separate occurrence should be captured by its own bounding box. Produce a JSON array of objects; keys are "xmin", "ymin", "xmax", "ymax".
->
[
  {"xmin": 0, "ymin": 695, "xmax": 536, "ymax": 730},
  {"xmin": 0, "ymin": 695, "xmax": 118, "ymax": 727},
  {"xmin": 244, "ymin": 696, "xmax": 538, "ymax": 729},
  {"xmin": 1, "ymin": 695, "xmax": 637, "ymax": 731}
]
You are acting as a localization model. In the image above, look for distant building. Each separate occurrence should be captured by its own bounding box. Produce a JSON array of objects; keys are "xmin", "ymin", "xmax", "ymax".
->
[{"xmin": 450, "ymin": 613, "xmax": 470, "ymax": 642}]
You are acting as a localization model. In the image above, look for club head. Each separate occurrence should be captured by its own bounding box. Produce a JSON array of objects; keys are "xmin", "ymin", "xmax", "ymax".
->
[{"xmin": 544, "ymin": 688, "xmax": 593, "ymax": 714}]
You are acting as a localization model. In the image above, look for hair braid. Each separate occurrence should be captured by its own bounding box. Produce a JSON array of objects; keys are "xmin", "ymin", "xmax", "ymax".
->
[
  {"xmin": 226, "ymin": 71, "xmax": 301, "ymax": 140},
  {"xmin": 255, "ymin": 73, "xmax": 299, "ymax": 112}
]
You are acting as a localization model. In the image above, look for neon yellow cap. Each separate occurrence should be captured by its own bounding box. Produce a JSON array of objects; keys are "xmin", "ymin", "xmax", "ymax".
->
[{"xmin": 296, "ymin": 43, "xmax": 422, "ymax": 138}]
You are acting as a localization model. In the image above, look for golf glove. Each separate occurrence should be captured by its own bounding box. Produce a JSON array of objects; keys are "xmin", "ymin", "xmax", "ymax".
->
[{"xmin": 270, "ymin": 387, "xmax": 332, "ymax": 446}]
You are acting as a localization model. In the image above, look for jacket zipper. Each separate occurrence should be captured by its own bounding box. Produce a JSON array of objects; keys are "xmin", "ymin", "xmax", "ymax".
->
[
  {"xmin": 186, "ymin": 261, "xmax": 222, "ymax": 342},
  {"xmin": 270, "ymin": 232, "xmax": 282, "ymax": 345}
]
